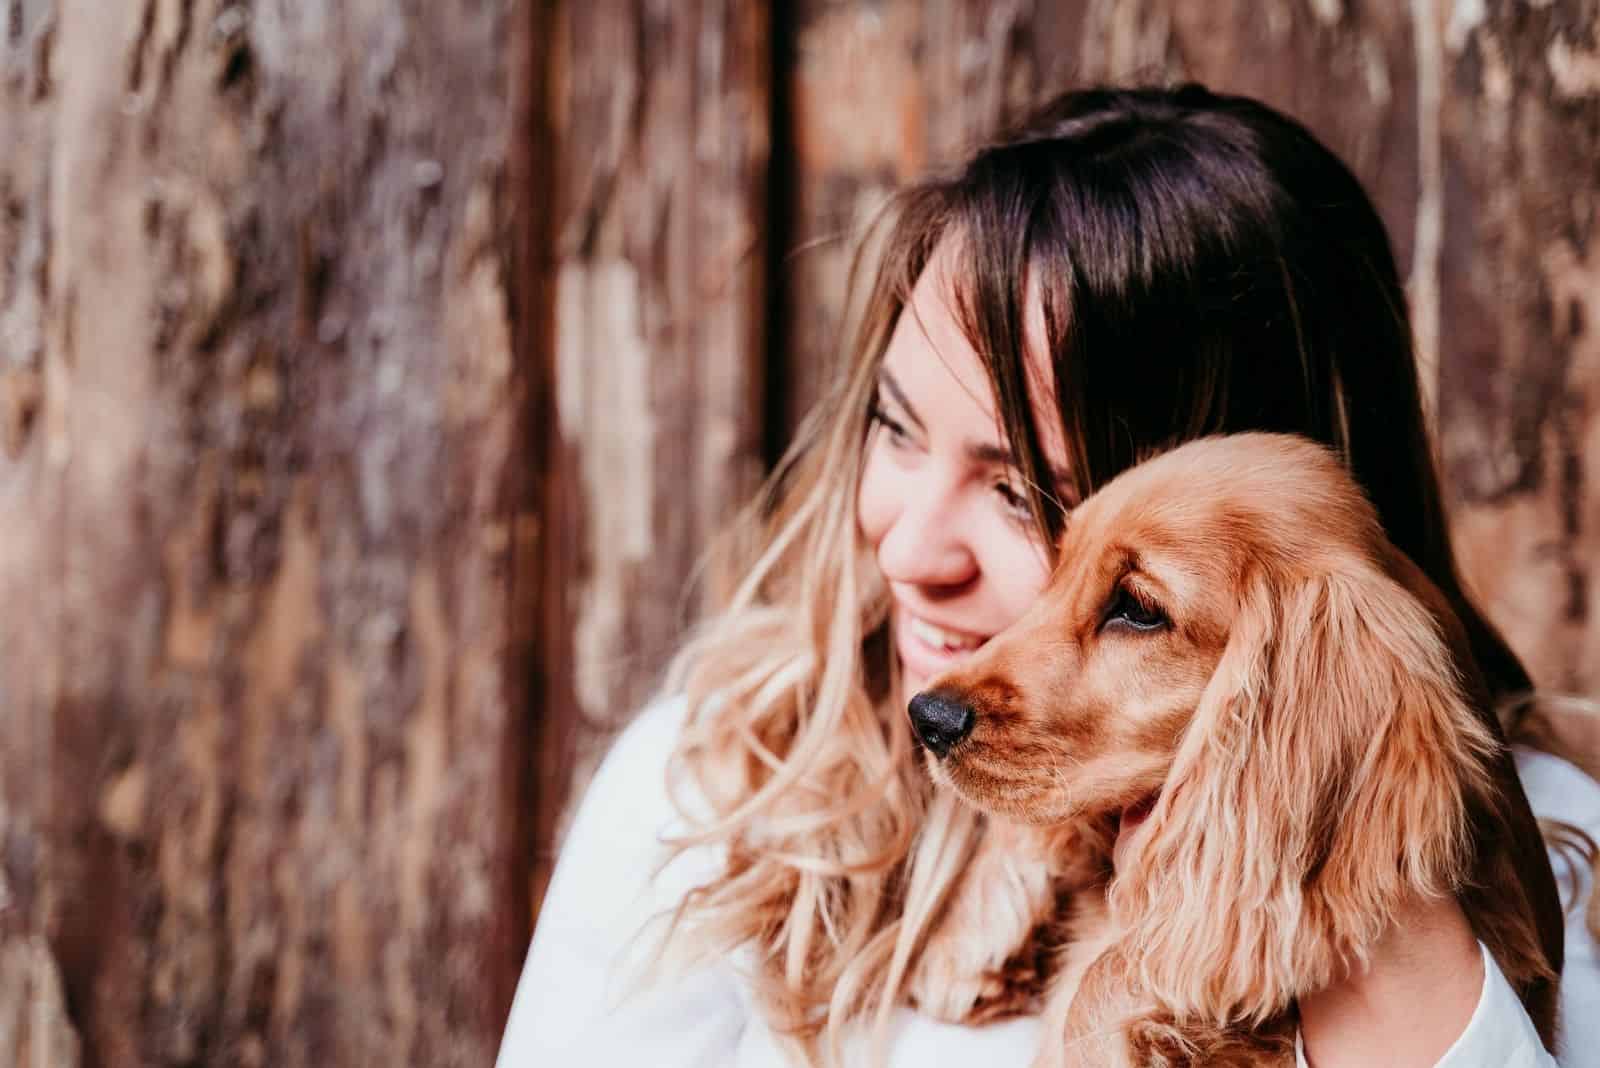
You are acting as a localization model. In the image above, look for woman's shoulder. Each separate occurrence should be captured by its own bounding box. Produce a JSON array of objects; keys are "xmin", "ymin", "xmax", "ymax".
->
[
  {"xmin": 593, "ymin": 693, "xmax": 693, "ymax": 795},
  {"xmin": 1512, "ymin": 745, "xmax": 1600, "ymax": 833},
  {"xmin": 551, "ymin": 694, "xmax": 706, "ymax": 896},
  {"xmin": 1512, "ymin": 744, "xmax": 1599, "ymax": 1068},
  {"xmin": 497, "ymin": 695, "xmax": 741, "ymax": 1067}
]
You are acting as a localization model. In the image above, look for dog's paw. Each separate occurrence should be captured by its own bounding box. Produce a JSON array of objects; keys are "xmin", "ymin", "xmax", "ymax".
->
[
  {"xmin": 904, "ymin": 907, "xmax": 1005, "ymax": 1021},
  {"xmin": 907, "ymin": 952, "xmax": 1043, "ymax": 1023},
  {"xmin": 905, "ymin": 820, "xmax": 1059, "ymax": 1023},
  {"xmin": 906, "ymin": 964, "xmax": 1006, "ymax": 1023}
]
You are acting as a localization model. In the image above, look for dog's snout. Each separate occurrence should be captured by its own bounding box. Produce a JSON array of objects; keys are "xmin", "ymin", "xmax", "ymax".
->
[{"xmin": 908, "ymin": 691, "xmax": 975, "ymax": 757}]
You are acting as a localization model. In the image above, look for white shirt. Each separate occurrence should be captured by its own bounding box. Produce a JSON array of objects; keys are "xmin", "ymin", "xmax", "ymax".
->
[{"xmin": 499, "ymin": 698, "xmax": 1599, "ymax": 1067}]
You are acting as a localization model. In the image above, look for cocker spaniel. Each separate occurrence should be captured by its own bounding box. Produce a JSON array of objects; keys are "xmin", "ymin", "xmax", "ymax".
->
[{"xmin": 905, "ymin": 433, "xmax": 1558, "ymax": 1066}]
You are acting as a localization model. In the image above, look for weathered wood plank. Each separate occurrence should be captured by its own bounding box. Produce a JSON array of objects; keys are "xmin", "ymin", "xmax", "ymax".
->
[
  {"xmin": 0, "ymin": 936, "xmax": 80, "ymax": 1068},
  {"xmin": 538, "ymin": 0, "xmax": 772, "ymax": 890},
  {"xmin": 1438, "ymin": 0, "xmax": 1600, "ymax": 696},
  {"xmin": 0, "ymin": 0, "xmax": 534, "ymax": 1062}
]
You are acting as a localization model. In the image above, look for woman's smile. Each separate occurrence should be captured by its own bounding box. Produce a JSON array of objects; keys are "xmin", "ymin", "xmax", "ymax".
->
[{"xmin": 895, "ymin": 605, "xmax": 990, "ymax": 691}]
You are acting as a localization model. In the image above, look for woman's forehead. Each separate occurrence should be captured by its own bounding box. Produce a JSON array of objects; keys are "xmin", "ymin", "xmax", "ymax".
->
[{"xmin": 887, "ymin": 242, "xmax": 1072, "ymax": 480}]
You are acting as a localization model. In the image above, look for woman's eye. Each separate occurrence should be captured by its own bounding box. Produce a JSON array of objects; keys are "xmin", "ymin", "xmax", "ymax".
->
[
  {"xmin": 1103, "ymin": 586, "xmax": 1167, "ymax": 632},
  {"xmin": 993, "ymin": 479, "xmax": 1031, "ymax": 517},
  {"xmin": 868, "ymin": 403, "xmax": 912, "ymax": 447}
]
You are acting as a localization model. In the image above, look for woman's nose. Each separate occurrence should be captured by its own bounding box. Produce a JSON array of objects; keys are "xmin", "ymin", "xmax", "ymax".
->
[{"xmin": 874, "ymin": 482, "xmax": 976, "ymax": 588}]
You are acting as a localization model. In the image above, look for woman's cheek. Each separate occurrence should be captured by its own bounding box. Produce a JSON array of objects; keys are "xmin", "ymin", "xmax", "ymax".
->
[
  {"xmin": 856, "ymin": 454, "xmax": 892, "ymax": 547},
  {"xmin": 986, "ymin": 530, "xmax": 1052, "ymax": 623}
]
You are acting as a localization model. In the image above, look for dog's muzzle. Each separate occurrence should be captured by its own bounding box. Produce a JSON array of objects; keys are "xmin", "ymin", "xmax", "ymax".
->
[{"xmin": 908, "ymin": 690, "xmax": 975, "ymax": 757}]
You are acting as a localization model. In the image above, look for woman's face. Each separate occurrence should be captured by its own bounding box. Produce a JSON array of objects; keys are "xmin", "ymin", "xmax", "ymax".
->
[{"xmin": 857, "ymin": 248, "xmax": 1073, "ymax": 696}]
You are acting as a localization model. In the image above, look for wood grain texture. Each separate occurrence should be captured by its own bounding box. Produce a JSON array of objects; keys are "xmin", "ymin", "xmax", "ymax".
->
[
  {"xmin": 0, "ymin": 937, "xmax": 80, "ymax": 1068},
  {"xmin": 538, "ymin": 0, "xmax": 772, "ymax": 883},
  {"xmin": 1437, "ymin": 0, "xmax": 1600, "ymax": 696},
  {"xmin": 0, "ymin": 0, "xmax": 533, "ymax": 1063}
]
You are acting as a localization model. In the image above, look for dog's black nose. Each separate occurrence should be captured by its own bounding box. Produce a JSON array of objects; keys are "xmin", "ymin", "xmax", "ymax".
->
[{"xmin": 908, "ymin": 691, "xmax": 975, "ymax": 757}]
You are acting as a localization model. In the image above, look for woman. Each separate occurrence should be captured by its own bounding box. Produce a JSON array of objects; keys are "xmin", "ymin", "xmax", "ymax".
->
[{"xmin": 499, "ymin": 85, "xmax": 1599, "ymax": 1066}]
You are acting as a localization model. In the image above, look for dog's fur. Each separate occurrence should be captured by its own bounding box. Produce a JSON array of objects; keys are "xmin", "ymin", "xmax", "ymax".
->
[{"xmin": 908, "ymin": 434, "xmax": 1559, "ymax": 1066}]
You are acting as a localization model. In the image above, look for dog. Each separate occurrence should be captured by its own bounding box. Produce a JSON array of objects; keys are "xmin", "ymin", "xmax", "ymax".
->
[{"xmin": 905, "ymin": 433, "xmax": 1558, "ymax": 1065}]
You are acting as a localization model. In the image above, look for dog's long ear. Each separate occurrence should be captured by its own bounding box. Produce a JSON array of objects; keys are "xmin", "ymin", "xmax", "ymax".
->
[{"xmin": 1111, "ymin": 561, "xmax": 1500, "ymax": 1027}]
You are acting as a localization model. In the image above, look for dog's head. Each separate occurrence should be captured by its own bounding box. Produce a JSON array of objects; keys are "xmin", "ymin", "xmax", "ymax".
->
[{"xmin": 909, "ymin": 432, "xmax": 1502, "ymax": 1024}]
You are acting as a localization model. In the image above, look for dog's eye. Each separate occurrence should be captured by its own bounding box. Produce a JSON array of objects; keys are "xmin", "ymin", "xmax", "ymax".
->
[{"xmin": 1103, "ymin": 586, "xmax": 1167, "ymax": 632}]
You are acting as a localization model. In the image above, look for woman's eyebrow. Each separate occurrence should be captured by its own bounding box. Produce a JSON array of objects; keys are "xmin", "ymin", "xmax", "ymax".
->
[
  {"xmin": 880, "ymin": 367, "xmax": 1076, "ymax": 498},
  {"xmin": 877, "ymin": 369, "xmax": 926, "ymax": 433}
]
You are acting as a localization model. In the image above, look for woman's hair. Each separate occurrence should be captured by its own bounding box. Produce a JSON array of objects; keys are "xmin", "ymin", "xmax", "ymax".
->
[{"xmin": 657, "ymin": 84, "xmax": 1566, "ymax": 1059}]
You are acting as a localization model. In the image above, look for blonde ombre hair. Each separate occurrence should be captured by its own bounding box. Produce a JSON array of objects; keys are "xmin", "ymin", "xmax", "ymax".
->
[
  {"xmin": 648, "ymin": 85, "xmax": 1579, "ymax": 1062},
  {"xmin": 656, "ymin": 186, "xmax": 970, "ymax": 1061}
]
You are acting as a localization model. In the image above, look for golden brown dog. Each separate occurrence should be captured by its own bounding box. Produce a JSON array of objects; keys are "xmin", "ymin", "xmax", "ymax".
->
[{"xmin": 907, "ymin": 433, "xmax": 1557, "ymax": 1066}]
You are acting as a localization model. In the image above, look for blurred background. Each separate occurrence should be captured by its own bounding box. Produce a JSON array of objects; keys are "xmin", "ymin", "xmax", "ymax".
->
[{"xmin": 1, "ymin": 1, "xmax": 1596, "ymax": 1064}]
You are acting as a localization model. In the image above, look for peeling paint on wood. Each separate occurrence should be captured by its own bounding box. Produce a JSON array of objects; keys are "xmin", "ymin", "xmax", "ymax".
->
[
  {"xmin": 1411, "ymin": 0, "xmax": 1445, "ymax": 413},
  {"xmin": 557, "ymin": 261, "xmax": 658, "ymax": 718},
  {"xmin": 0, "ymin": 937, "xmax": 81, "ymax": 1068},
  {"xmin": 1548, "ymin": 30, "xmax": 1600, "ymax": 98}
]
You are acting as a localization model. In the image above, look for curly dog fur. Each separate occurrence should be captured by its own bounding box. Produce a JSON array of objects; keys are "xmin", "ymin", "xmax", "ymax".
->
[{"xmin": 907, "ymin": 434, "xmax": 1559, "ymax": 1066}]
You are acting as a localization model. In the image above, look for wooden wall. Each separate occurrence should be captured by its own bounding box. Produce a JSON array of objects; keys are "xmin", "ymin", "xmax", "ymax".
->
[
  {"xmin": 1, "ymin": 0, "xmax": 1595, "ymax": 1063},
  {"xmin": 1, "ymin": 0, "xmax": 534, "ymax": 1063}
]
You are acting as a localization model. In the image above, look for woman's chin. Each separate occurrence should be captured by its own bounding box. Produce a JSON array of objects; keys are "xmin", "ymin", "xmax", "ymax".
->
[
  {"xmin": 898, "ymin": 646, "xmax": 970, "ymax": 698},
  {"xmin": 902, "ymin": 666, "xmax": 931, "ymax": 697}
]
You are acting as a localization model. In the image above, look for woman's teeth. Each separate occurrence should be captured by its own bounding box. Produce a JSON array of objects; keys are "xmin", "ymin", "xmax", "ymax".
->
[{"xmin": 907, "ymin": 615, "xmax": 984, "ymax": 654}]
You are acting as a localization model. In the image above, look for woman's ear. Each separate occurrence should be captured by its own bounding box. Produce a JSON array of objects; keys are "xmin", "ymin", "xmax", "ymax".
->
[{"xmin": 1109, "ymin": 564, "xmax": 1500, "ymax": 1028}]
